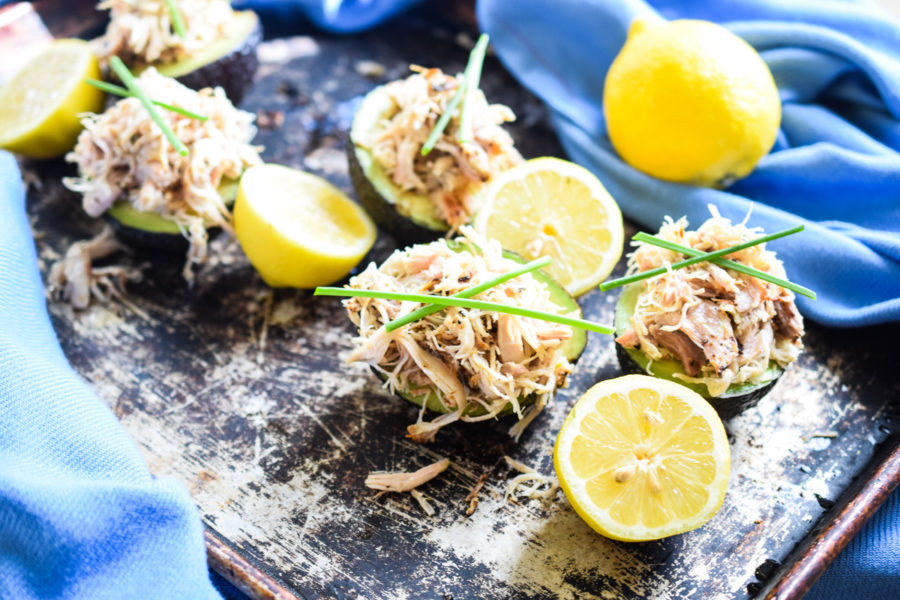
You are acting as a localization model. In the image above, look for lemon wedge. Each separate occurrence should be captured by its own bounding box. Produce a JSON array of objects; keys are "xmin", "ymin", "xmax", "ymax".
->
[
  {"xmin": 472, "ymin": 157, "xmax": 624, "ymax": 297},
  {"xmin": 554, "ymin": 375, "xmax": 730, "ymax": 541},
  {"xmin": 234, "ymin": 164, "xmax": 377, "ymax": 288},
  {"xmin": 0, "ymin": 39, "xmax": 104, "ymax": 159}
]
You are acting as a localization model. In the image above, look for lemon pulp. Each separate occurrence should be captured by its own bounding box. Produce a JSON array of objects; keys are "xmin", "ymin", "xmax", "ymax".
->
[
  {"xmin": 472, "ymin": 157, "xmax": 624, "ymax": 297},
  {"xmin": 555, "ymin": 375, "xmax": 730, "ymax": 541}
]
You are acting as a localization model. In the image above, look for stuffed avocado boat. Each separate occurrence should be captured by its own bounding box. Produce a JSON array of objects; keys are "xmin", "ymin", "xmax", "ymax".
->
[
  {"xmin": 95, "ymin": 0, "xmax": 261, "ymax": 103},
  {"xmin": 348, "ymin": 65, "xmax": 523, "ymax": 242},
  {"xmin": 614, "ymin": 210, "xmax": 805, "ymax": 418},
  {"xmin": 64, "ymin": 68, "xmax": 262, "ymax": 281},
  {"xmin": 343, "ymin": 228, "xmax": 585, "ymax": 442}
]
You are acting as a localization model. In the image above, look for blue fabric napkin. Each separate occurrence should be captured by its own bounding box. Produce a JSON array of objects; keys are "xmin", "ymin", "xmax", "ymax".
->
[
  {"xmin": 0, "ymin": 153, "xmax": 221, "ymax": 598},
  {"xmin": 479, "ymin": 0, "xmax": 900, "ymax": 328}
]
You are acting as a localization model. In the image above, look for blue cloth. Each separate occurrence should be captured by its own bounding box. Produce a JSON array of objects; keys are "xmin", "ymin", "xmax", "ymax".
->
[
  {"xmin": 479, "ymin": 0, "xmax": 900, "ymax": 327},
  {"xmin": 0, "ymin": 154, "xmax": 221, "ymax": 598},
  {"xmin": 234, "ymin": 0, "xmax": 422, "ymax": 33}
]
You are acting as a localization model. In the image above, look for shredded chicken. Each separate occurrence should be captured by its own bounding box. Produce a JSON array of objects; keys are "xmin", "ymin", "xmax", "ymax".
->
[
  {"xmin": 95, "ymin": 0, "xmax": 235, "ymax": 69},
  {"xmin": 48, "ymin": 226, "xmax": 143, "ymax": 309},
  {"xmin": 617, "ymin": 206, "xmax": 805, "ymax": 396},
  {"xmin": 503, "ymin": 456, "xmax": 559, "ymax": 507},
  {"xmin": 362, "ymin": 67, "xmax": 522, "ymax": 229},
  {"xmin": 365, "ymin": 458, "xmax": 450, "ymax": 516},
  {"xmin": 64, "ymin": 69, "xmax": 262, "ymax": 281},
  {"xmin": 344, "ymin": 227, "xmax": 574, "ymax": 442}
]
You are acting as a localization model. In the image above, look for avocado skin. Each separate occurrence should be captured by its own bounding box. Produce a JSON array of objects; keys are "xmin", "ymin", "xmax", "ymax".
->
[
  {"xmin": 174, "ymin": 16, "xmax": 262, "ymax": 104},
  {"xmin": 615, "ymin": 343, "xmax": 779, "ymax": 420},
  {"xmin": 346, "ymin": 142, "xmax": 445, "ymax": 245}
]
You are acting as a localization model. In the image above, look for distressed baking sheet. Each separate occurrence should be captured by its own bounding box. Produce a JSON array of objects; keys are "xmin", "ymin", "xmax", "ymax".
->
[{"xmin": 26, "ymin": 13, "xmax": 900, "ymax": 600}]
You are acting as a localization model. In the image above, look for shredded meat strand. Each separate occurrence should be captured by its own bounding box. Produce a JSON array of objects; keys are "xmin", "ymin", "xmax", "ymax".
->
[
  {"xmin": 362, "ymin": 67, "xmax": 522, "ymax": 228},
  {"xmin": 616, "ymin": 206, "xmax": 804, "ymax": 396},
  {"xmin": 48, "ymin": 226, "xmax": 143, "ymax": 310}
]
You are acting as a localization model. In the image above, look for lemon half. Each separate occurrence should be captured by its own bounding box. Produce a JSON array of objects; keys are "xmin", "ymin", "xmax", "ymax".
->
[
  {"xmin": 0, "ymin": 39, "xmax": 104, "ymax": 159},
  {"xmin": 234, "ymin": 164, "xmax": 377, "ymax": 288},
  {"xmin": 472, "ymin": 157, "xmax": 624, "ymax": 297},
  {"xmin": 554, "ymin": 375, "xmax": 731, "ymax": 541}
]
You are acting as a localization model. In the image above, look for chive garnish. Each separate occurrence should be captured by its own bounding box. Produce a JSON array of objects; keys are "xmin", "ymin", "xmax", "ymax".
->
[
  {"xmin": 598, "ymin": 225, "xmax": 816, "ymax": 299},
  {"xmin": 315, "ymin": 287, "xmax": 614, "ymax": 335},
  {"xmin": 384, "ymin": 255, "xmax": 551, "ymax": 332},
  {"xmin": 420, "ymin": 75, "xmax": 466, "ymax": 156},
  {"xmin": 457, "ymin": 33, "xmax": 489, "ymax": 144},
  {"xmin": 420, "ymin": 33, "xmax": 490, "ymax": 155},
  {"xmin": 85, "ymin": 78, "xmax": 207, "ymax": 121},
  {"xmin": 164, "ymin": 0, "xmax": 188, "ymax": 38},
  {"xmin": 108, "ymin": 56, "xmax": 189, "ymax": 156}
]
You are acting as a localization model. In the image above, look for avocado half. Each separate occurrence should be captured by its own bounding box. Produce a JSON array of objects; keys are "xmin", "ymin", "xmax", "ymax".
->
[
  {"xmin": 348, "ymin": 84, "xmax": 453, "ymax": 244},
  {"xmin": 614, "ymin": 282, "xmax": 782, "ymax": 419},
  {"xmin": 155, "ymin": 10, "xmax": 261, "ymax": 104},
  {"xmin": 105, "ymin": 178, "xmax": 239, "ymax": 251},
  {"xmin": 370, "ymin": 245, "xmax": 587, "ymax": 418}
]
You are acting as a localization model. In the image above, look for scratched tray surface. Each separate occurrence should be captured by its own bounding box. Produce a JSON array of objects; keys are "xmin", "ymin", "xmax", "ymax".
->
[{"xmin": 27, "ymin": 14, "xmax": 900, "ymax": 600}]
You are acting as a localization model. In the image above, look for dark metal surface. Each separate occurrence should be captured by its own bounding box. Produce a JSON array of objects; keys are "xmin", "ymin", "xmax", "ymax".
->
[{"xmin": 18, "ymin": 7, "xmax": 900, "ymax": 600}]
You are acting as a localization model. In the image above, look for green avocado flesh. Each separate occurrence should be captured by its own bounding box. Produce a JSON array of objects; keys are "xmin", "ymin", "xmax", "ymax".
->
[
  {"xmin": 348, "ymin": 84, "xmax": 450, "ymax": 240},
  {"xmin": 376, "ymin": 244, "xmax": 586, "ymax": 417},
  {"xmin": 614, "ymin": 282, "xmax": 782, "ymax": 415},
  {"xmin": 156, "ymin": 11, "xmax": 258, "ymax": 79},
  {"xmin": 106, "ymin": 178, "xmax": 239, "ymax": 235}
]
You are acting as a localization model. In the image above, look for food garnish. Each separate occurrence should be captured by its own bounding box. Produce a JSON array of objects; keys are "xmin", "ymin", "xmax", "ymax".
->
[
  {"xmin": 613, "ymin": 208, "xmax": 805, "ymax": 408},
  {"xmin": 604, "ymin": 18, "xmax": 780, "ymax": 187},
  {"xmin": 0, "ymin": 39, "xmax": 104, "ymax": 159},
  {"xmin": 64, "ymin": 68, "xmax": 261, "ymax": 280},
  {"xmin": 334, "ymin": 228, "xmax": 588, "ymax": 442},
  {"xmin": 348, "ymin": 38, "xmax": 521, "ymax": 238},
  {"xmin": 384, "ymin": 255, "xmax": 551, "ymax": 332},
  {"xmin": 108, "ymin": 56, "xmax": 188, "ymax": 155},
  {"xmin": 504, "ymin": 456, "xmax": 560, "ymax": 507},
  {"xmin": 600, "ymin": 225, "xmax": 815, "ymax": 299},
  {"xmin": 554, "ymin": 375, "xmax": 731, "ymax": 541},
  {"xmin": 163, "ymin": 0, "xmax": 188, "ymax": 39},
  {"xmin": 233, "ymin": 164, "xmax": 376, "ymax": 288},
  {"xmin": 472, "ymin": 156, "xmax": 625, "ymax": 296},
  {"xmin": 84, "ymin": 77, "xmax": 207, "ymax": 121}
]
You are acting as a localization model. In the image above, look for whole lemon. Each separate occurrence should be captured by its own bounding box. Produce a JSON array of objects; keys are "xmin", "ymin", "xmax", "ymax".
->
[{"xmin": 603, "ymin": 18, "xmax": 781, "ymax": 188}]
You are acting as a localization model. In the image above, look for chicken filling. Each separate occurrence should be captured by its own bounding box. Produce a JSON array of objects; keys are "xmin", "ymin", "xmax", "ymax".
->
[
  {"xmin": 362, "ymin": 67, "xmax": 522, "ymax": 229},
  {"xmin": 95, "ymin": 0, "xmax": 235, "ymax": 69},
  {"xmin": 344, "ymin": 228, "xmax": 574, "ymax": 442},
  {"xmin": 64, "ymin": 68, "xmax": 262, "ymax": 280},
  {"xmin": 616, "ymin": 208, "xmax": 804, "ymax": 397}
]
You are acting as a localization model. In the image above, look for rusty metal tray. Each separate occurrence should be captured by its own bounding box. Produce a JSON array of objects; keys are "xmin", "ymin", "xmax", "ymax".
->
[{"xmin": 18, "ymin": 2, "xmax": 900, "ymax": 599}]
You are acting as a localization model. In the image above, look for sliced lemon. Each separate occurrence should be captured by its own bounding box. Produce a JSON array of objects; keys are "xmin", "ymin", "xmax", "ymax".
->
[
  {"xmin": 234, "ymin": 164, "xmax": 377, "ymax": 288},
  {"xmin": 472, "ymin": 157, "xmax": 624, "ymax": 297},
  {"xmin": 0, "ymin": 39, "xmax": 104, "ymax": 159},
  {"xmin": 554, "ymin": 375, "xmax": 730, "ymax": 541}
]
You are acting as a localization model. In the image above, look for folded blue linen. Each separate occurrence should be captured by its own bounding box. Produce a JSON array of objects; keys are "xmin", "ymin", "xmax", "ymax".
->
[{"xmin": 479, "ymin": 0, "xmax": 900, "ymax": 327}]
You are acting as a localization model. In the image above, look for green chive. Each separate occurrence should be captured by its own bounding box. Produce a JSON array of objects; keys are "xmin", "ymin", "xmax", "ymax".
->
[
  {"xmin": 109, "ymin": 56, "xmax": 189, "ymax": 156},
  {"xmin": 420, "ymin": 33, "xmax": 490, "ymax": 155},
  {"xmin": 384, "ymin": 255, "xmax": 551, "ymax": 332},
  {"xmin": 164, "ymin": 0, "xmax": 188, "ymax": 38},
  {"xmin": 420, "ymin": 74, "xmax": 466, "ymax": 156},
  {"xmin": 458, "ymin": 33, "xmax": 489, "ymax": 144},
  {"xmin": 85, "ymin": 78, "xmax": 207, "ymax": 121},
  {"xmin": 598, "ymin": 225, "xmax": 816, "ymax": 300},
  {"xmin": 315, "ymin": 287, "xmax": 614, "ymax": 335}
]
